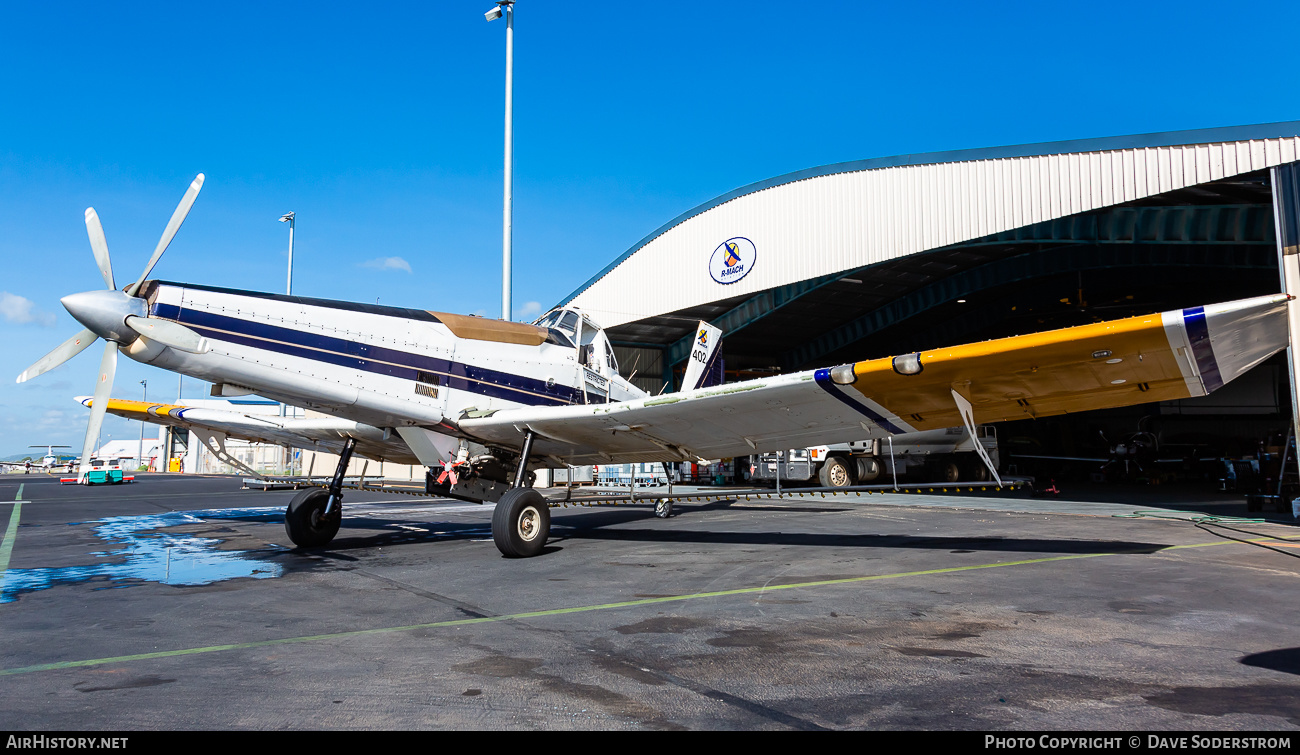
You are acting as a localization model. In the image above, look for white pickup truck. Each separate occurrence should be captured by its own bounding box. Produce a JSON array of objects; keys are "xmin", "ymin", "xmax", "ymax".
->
[{"xmin": 748, "ymin": 426, "xmax": 1000, "ymax": 488}]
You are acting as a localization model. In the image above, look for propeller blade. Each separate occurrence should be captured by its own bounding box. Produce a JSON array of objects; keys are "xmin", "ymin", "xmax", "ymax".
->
[
  {"xmin": 84, "ymin": 208, "xmax": 114, "ymax": 290},
  {"xmin": 124, "ymin": 315, "xmax": 210, "ymax": 354},
  {"xmin": 126, "ymin": 173, "xmax": 205, "ymax": 296},
  {"xmin": 15, "ymin": 328, "xmax": 99, "ymax": 383},
  {"xmin": 77, "ymin": 342, "xmax": 118, "ymax": 481}
]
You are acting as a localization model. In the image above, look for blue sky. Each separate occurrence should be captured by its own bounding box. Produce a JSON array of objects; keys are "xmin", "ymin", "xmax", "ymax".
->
[{"xmin": 3, "ymin": 0, "xmax": 1299, "ymax": 456}]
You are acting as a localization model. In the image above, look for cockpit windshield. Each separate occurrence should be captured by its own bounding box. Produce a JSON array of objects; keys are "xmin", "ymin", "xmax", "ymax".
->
[
  {"xmin": 534, "ymin": 309, "xmax": 580, "ymax": 336},
  {"xmin": 533, "ymin": 309, "xmax": 579, "ymax": 348}
]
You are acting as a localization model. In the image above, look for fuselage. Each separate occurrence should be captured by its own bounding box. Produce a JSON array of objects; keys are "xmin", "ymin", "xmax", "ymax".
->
[{"xmin": 125, "ymin": 281, "xmax": 646, "ymax": 452}]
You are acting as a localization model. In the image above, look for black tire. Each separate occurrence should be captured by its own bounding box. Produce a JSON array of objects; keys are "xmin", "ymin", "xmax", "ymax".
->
[
  {"xmin": 284, "ymin": 488, "xmax": 341, "ymax": 548},
  {"xmin": 492, "ymin": 487, "xmax": 550, "ymax": 558},
  {"xmin": 1246, "ymin": 495, "xmax": 1262, "ymax": 513},
  {"xmin": 819, "ymin": 456, "xmax": 855, "ymax": 488},
  {"xmin": 961, "ymin": 456, "xmax": 991, "ymax": 482},
  {"xmin": 934, "ymin": 460, "xmax": 960, "ymax": 484},
  {"xmin": 654, "ymin": 498, "xmax": 674, "ymax": 518}
]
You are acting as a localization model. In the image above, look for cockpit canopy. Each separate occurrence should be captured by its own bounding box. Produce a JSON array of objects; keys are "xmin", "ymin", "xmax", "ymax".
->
[
  {"xmin": 534, "ymin": 307, "xmax": 619, "ymax": 374},
  {"xmin": 534, "ymin": 309, "xmax": 578, "ymax": 339}
]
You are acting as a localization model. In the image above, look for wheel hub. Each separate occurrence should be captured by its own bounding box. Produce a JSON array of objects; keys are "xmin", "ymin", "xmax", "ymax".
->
[{"xmin": 518, "ymin": 506, "xmax": 539, "ymax": 541}]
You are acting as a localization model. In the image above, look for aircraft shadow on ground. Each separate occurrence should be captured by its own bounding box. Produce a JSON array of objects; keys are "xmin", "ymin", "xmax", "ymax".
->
[
  {"xmin": 1240, "ymin": 648, "xmax": 1300, "ymax": 676},
  {"xmin": 548, "ymin": 501, "xmax": 1167, "ymax": 555},
  {"xmin": 551, "ymin": 527, "xmax": 1166, "ymax": 555},
  {"xmin": 268, "ymin": 500, "xmax": 1168, "ymax": 557}
]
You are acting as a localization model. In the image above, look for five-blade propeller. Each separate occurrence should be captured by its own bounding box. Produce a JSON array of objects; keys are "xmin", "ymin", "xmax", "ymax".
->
[{"xmin": 16, "ymin": 174, "xmax": 210, "ymax": 481}]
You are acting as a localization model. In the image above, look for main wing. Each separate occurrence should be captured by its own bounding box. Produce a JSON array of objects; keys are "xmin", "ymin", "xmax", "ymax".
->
[
  {"xmin": 78, "ymin": 397, "xmax": 418, "ymax": 466},
  {"xmin": 459, "ymin": 294, "xmax": 1291, "ymax": 465}
]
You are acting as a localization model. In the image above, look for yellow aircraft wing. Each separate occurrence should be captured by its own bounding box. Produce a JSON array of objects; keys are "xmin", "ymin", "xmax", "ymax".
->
[
  {"xmin": 79, "ymin": 397, "xmax": 418, "ymax": 465},
  {"xmin": 459, "ymin": 294, "xmax": 1291, "ymax": 465}
]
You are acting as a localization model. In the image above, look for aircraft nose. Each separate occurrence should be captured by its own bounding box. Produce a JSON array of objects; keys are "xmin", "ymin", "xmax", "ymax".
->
[{"xmin": 61, "ymin": 289, "xmax": 147, "ymax": 343}]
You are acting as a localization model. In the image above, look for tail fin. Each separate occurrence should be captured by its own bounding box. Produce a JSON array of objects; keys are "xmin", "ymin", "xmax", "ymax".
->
[{"xmin": 681, "ymin": 321, "xmax": 724, "ymax": 391}]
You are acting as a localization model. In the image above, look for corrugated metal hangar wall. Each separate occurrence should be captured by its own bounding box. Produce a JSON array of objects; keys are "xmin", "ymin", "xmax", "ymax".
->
[{"xmin": 559, "ymin": 122, "xmax": 1300, "ymax": 472}]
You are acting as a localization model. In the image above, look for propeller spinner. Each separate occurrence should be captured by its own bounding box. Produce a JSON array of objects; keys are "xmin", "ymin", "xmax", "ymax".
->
[{"xmin": 16, "ymin": 174, "xmax": 211, "ymax": 481}]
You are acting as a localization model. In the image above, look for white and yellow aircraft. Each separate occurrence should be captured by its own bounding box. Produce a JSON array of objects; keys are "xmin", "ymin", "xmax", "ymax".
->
[{"xmin": 16, "ymin": 174, "xmax": 1296, "ymax": 557}]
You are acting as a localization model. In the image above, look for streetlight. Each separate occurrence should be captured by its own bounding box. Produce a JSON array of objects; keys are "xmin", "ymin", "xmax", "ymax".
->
[
  {"xmin": 486, "ymin": 1, "xmax": 515, "ymax": 320},
  {"xmin": 138, "ymin": 379, "xmax": 147, "ymax": 471},
  {"xmin": 277, "ymin": 211, "xmax": 296, "ymax": 474},
  {"xmin": 279, "ymin": 212, "xmax": 295, "ymax": 296}
]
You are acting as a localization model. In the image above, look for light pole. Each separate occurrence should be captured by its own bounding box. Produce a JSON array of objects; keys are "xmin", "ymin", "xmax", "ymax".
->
[
  {"xmin": 486, "ymin": 1, "xmax": 514, "ymax": 320},
  {"xmin": 138, "ymin": 379, "xmax": 147, "ymax": 471},
  {"xmin": 279, "ymin": 212, "xmax": 295, "ymax": 296},
  {"xmin": 277, "ymin": 211, "xmax": 295, "ymax": 473}
]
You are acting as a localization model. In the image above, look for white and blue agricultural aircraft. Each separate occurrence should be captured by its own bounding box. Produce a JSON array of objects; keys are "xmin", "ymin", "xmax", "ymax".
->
[{"xmin": 16, "ymin": 175, "xmax": 1299, "ymax": 557}]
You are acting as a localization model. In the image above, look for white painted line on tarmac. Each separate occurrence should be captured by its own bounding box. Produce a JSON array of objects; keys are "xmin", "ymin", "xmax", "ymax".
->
[{"xmin": 0, "ymin": 500, "xmax": 24, "ymax": 600}]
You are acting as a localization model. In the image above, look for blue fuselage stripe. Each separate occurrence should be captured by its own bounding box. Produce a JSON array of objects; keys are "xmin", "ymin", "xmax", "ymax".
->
[
  {"xmin": 152, "ymin": 303, "xmax": 580, "ymax": 407},
  {"xmin": 1181, "ymin": 306, "xmax": 1224, "ymax": 393},
  {"xmin": 812, "ymin": 369, "xmax": 907, "ymax": 434}
]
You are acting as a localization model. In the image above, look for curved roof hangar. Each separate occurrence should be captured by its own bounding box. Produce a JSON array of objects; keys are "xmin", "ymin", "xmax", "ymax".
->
[{"xmin": 561, "ymin": 122, "xmax": 1300, "ymax": 391}]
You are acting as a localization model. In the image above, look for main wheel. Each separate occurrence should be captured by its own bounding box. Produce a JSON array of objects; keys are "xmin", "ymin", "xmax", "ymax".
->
[
  {"xmin": 654, "ymin": 498, "xmax": 674, "ymax": 518},
  {"xmin": 285, "ymin": 488, "xmax": 342, "ymax": 548},
  {"xmin": 492, "ymin": 487, "xmax": 550, "ymax": 558},
  {"xmin": 819, "ymin": 456, "xmax": 855, "ymax": 488}
]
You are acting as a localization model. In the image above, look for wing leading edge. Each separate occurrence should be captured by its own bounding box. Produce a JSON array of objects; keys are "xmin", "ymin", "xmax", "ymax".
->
[
  {"xmin": 78, "ymin": 397, "xmax": 418, "ymax": 466},
  {"xmin": 459, "ymin": 294, "xmax": 1292, "ymax": 465}
]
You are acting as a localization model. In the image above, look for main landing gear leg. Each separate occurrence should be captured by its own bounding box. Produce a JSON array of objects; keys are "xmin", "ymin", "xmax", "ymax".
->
[
  {"xmin": 285, "ymin": 437, "xmax": 355, "ymax": 548},
  {"xmin": 492, "ymin": 430, "xmax": 550, "ymax": 558}
]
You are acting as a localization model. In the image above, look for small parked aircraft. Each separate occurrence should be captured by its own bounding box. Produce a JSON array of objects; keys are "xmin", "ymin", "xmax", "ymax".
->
[
  {"xmin": 18, "ymin": 175, "xmax": 1296, "ymax": 556},
  {"xmin": 0, "ymin": 445, "xmax": 75, "ymax": 473}
]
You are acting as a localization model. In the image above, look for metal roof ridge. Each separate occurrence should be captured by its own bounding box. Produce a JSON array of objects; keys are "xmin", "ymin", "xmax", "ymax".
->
[{"xmin": 556, "ymin": 120, "xmax": 1300, "ymax": 307}]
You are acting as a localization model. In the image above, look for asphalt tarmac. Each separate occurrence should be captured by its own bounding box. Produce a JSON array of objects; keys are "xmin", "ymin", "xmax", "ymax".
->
[{"xmin": 1, "ymin": 472, "xmax": 1299, "ymax": 731}]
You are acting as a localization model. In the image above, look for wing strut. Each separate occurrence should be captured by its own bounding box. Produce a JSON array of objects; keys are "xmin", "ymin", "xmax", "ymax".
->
[{"xmin": 951, "ymin": 388, "xmax": 1002, "ymax": 487}]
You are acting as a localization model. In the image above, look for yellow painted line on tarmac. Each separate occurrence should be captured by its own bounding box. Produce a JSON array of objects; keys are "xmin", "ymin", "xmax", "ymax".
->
[
  {"xmin": 0, "ymin": 547, "xmax": 1181, "ymax": 677},
  {"xmin": 2, "ymin": 530, "xmax": 1295, "ymax": 678}
]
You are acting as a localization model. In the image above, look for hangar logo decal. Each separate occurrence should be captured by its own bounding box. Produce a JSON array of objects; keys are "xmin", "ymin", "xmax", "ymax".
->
[{"xmin": 709, "ymin": 237, "xmax": 756, "ymax": 285}]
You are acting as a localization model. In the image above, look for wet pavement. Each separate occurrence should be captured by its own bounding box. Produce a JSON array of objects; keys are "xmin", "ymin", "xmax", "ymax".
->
[{"xmin": 1, "ymin": 473, "xmax": 1299, "ymax": 730}]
